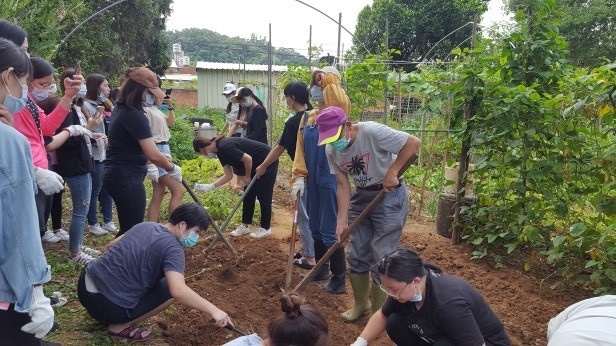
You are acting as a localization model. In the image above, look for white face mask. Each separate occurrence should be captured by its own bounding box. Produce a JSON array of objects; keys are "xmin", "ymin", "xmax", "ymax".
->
[
  {"xmin": 409, "ymin": 282, "xmax": 423, "ymax": 302},
  {"xmin": 225, "ymin": 95, "xmax": 233, "ymax": 102},
  {"xmin": 242, "ymin": 98, "xmax": 252, "ymax": 108}
]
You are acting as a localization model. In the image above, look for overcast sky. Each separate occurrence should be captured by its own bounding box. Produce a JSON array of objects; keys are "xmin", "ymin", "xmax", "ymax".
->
[{"xmin": 166, "ymin": 0, "xmax": 510, "ymax": 58}]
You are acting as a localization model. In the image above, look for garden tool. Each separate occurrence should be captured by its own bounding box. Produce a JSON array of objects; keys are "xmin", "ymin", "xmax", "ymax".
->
[
  {"xmin": 285, "ymin": 191, "xmax": 301, "ymax": 291},
  {"xmin": 292, "ymin": 154, "xmax": 418, "ymax": 293},
  {"xmin": 203, "ymin": 174, "xmax": 258, "ymax": 255},
  {"xmin": 224, "ymin": 323, "xmax": 248, "ymax": 336},
  {"xmin": 181, "ymin": 179, "xmax": 239, "ymax": 259}
]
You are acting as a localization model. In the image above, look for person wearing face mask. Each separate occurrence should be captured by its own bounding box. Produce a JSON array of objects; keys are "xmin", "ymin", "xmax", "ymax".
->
[
  {"xmin": 77, "ymin": 202, "xmax": 234, "ymax": 342},
  {"xmin": 290, "ymin": 67, "xmax": 352, "ymax": 293},
  {"xmin": 144, "ymin": 76, "xmax": 185, "ymax": 222},
  {"xmin": 11, "ymin": 55, "xmax": 84, "ymax": 243},
  {"xmin": 255, "ymin": 81, "xmax": 315, "ymax": 270},
  {"xmin": 316, "ymin": 106, "xmax": 422, "ymax": 323},
  {"xmin": 218, "ymin": 82, "xmax": 242, "ymax": 137},
  {"xmin": 352, "ymin": 248, "xmax": 511, "ymax": 346},
  {"xmin": 82, "ymin": 74, "xmax": 117, "ymax": 236},
  {"xmin": 193, "ymin": 136, "xmax": 277, "ymax": 239},
  {"xmin": 232, "ymin": 87, "xmax": 268, "ymax": 144},
  {"xmin": 104, "ymin": 67, "xmax": 182, "ymax": 237},
  {"xmin": 0, "ymin": 37, "xmax": 56, "ymax": 344}
]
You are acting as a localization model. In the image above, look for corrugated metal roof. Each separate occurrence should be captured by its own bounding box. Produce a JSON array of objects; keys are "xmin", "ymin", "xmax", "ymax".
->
[
  {"xmin": 196, "ymin": 61, "xmax": 287, "ymax": 72},
  {"xmin": 161, "ymin": 74, "xmax": 197, "ymax": 81}
]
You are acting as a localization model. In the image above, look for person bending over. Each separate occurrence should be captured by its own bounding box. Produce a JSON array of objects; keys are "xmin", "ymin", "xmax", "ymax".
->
[
  {"xmin": 352, "ymin": 248, "xmax": 510, "ymax": 346},
  {"xmin": 77, "ymin": 202, "xmax": 233, "ymax": 342}
]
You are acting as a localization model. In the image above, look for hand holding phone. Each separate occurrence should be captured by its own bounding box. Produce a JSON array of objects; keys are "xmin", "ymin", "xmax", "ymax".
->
[
  {"xmin": 165, "ymin": 88, "xmax": 173, "ymax": 99},
  {"xmin": 75, "ymin": 60, "xmax": 81, "ymax": 75},
  {"xmin": 95, "ymin": 106, "xmax": 105, "ymax": 118}
]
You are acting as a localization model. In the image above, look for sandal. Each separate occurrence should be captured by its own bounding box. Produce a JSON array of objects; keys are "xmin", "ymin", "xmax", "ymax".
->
[
  {"xmin": 293, "ymin": 257, "xmax": 315, "ymax": 270},
  {"xmin": 107, "ymin": 325, "xmax": 153, "ymax": 342}
]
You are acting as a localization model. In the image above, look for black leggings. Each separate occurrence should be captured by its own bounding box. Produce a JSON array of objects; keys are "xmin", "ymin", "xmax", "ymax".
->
[
  {"xmin": 386, "ymin": 312, "xmax": 454, "ymax": 346},
  {"xmin": 0, "ymin": 304, "xmax": 43, "ymax": 345},
  {"xmin": 77, "ymin": 269, "xmax": 172, "ymax": 324},
  {"xmin": 242, "ymin": 163, "xmax": 278, "ymax": 229},
  {"xmin": 103, "ymin": 171, "xmax": 146, "ymax": 237}
]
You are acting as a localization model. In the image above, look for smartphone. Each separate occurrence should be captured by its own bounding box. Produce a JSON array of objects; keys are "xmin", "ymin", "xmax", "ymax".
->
[
  {"xmin": 165, "ymin": 88, "xmax": 173, "ymax": 99},
  {"xmin": 95, "ymin": 105, "xmax": 105, "ymax": 118},
  {"xmin": 75, "ymin": 60, "xmax": 81, "ymax": 75}
]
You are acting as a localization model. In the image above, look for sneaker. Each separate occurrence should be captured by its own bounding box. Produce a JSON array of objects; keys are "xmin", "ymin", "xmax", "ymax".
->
[
  {"xmin": 81, "ymin": 246, "xmax": 101, "ymax": 256},
  {"xmin": 89, "ymin": 223, "xmax": 109, "ymax": 236},
  {"xmin": 49, "ymin": 292, "xmax": 67, "ymax": 308},
  {"xmin": 69, "ymin": 252, "xmax": 95, "ymax": 265},
  {"xmin": 54, "ymin": 229, "xmax": 70, "ymax": 241},
  {"xmin": 250, "ymin": 227, "xmax": 272, "ymax": 239},
  {"xmin": 230, "ymin": 224, "xmax": 251, "ymax": 237},
  {"xmin": 101, "ymin": 222, "xmax": 118, "ymax": 233},
  {"xmin": 42, "ymin": 230, "xmax": 61, "ymax": 243}
]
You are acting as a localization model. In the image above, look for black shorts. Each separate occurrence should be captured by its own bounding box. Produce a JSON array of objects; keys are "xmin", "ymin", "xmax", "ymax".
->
[{"xmin": 77, "ymin": 268, "xmax": 172, "ymax": 324}]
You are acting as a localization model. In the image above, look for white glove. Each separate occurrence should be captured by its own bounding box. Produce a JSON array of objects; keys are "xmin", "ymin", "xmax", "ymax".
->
[
  {"xmin": 166, "ymin": 164, "xmax": 182, "ymax": 183},
  {"xmin": 34, "ymin": 168, "xmax": 65, "ymax": 195},
  {"xmin": 291, "ymin": 177, "xmax": 305, "ymax": 201},
  {"xmin": 195, "ymin": 183, "xmax": 216, "ymax": 193},
  {"xmin": 146, "ymin": 164, "xmax": 159, "ymax": 182},
  {"xmin": 351, "ymin": 336, "xmax": 368, "ymax": 346},
  {"xmin": 64, "ymin": 125, "xmax": 92, "ymax": 138},
  {"xmin": 21, "ymin": 285, "xmax": 55, "ymax": 338}
]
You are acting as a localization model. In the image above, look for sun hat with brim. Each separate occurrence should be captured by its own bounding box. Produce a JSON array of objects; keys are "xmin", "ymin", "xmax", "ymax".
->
[
  {"xmin": 128, "ymin": 67, "xmax": 165, "ymax": 99},
  {"xmin": 321, "ymin": 65, "xmax": 341, "ymax": 79},
  {"xmin": 222, "ymin": 83, "xmax": 236, "ymax": 95},
  {"xmin": 316, "ymin": 106, "xmax": 348, "ymax": 145}
]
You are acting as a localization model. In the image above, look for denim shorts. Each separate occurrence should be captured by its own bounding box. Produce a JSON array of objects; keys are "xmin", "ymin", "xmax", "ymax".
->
[{"xmin": 156, "ymin": 143, "xmax": 171, "ymax": 177}]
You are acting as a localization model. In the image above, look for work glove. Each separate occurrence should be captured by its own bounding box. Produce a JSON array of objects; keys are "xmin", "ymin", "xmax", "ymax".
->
[
  {"xmin": 34, "ymin": 168, "xmax": 65, "ymax": 195},
  {"xmin": 351, "ymin": 336, "xmax": 368, "ymax": 346},
  {"xmin": 146, "ymin": 164, "xmax": 159, "ymax": 182},
  {"xmin": 166, "ymin": 164, "xmax": 182, "ymax": 183},
  {"xmin": 64, "ymin": 125, "xmax": 92, "ymax": 138},
  {"xmin": 21, "ymin": 285, "xmax": 55, "ymax": 338},
  {"xmin": 291, "ymin": 177, "xmax": 305, "ymax": 201},
  {"xmin": 195, "ymin": 183, "xmax": 216, "ymax": 193}
]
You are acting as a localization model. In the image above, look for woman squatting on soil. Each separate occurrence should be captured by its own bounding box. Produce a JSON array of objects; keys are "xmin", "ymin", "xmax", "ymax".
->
[
  {"xmin": 77, "ymin": 202, "xmax": 233, "ymax": 342},
  {"xmin": 352, "ymin": 248, "xmax": 511, "ymax": 346}
]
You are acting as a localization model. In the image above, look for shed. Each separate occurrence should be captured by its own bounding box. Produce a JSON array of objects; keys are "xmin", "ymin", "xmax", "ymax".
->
[{"xmin": 195, "ymin": 61, "xmax": 287, "ymax": 109}]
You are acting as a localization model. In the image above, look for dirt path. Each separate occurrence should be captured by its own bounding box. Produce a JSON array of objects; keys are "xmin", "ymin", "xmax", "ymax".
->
[{"xmin": 151, "ymin": 198, "xmax": 592, "ymax": 345}]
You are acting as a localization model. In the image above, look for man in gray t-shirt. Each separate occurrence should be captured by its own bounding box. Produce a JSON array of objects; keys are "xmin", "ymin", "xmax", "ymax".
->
[{"xmin": 316, "ymin": 106, "xmax": 422, "ymax": 323}]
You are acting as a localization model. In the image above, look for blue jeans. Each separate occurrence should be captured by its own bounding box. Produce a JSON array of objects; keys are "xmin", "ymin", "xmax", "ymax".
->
[
  {"xmin": 88, "ymin": 161, "xmax": 113, "ymax": 225},
  {"xmin": 297, "ymin": 191, "xmax": 313, "ymax": 257},
  {"xmin": 65, "ymin": 174, "xmax": 92, "ymax": 254}
]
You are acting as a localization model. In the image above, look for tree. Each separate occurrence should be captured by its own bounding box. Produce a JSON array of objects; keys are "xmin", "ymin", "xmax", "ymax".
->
[
  {"xmin": 53, "ymin": 0, "xmax": 173, "ymax": 80},
  {"xmin": 353, "ymin": 0, "xmax": 488, "ymax": 67},
  {"xmin": 557, "ymin": 0, "xmax": 615, "ymax": 67}
]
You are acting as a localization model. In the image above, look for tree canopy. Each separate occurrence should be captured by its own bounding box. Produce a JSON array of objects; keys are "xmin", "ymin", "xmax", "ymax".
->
[
  {"xmin": 353, "ymin": 0, "xmax": 489, "ymax": 67},
  {"xmin": 165, "ymin": 28, "xmax": 308, "ymax": 66}
]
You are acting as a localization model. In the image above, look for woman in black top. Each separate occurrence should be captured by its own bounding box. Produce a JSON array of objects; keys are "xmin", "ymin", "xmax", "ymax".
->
[
  {"xmin": 104, "ymin": 67, "xmax": 182, "ymax": 237},
  {"xmin": 352, "ymin": 248, "xmax": 511, "ymax": 346},
  {"xmin": 193, "ymin": 136, "xmax": 277, "ymax": 239},
  {"xmin": 233, "ymin": 87, "xmax": 268, "ymax": 144}
]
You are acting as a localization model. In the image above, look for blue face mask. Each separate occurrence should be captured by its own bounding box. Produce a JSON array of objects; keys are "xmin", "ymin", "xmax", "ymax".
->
[
  {"xmin": 98, "ymin": 93, "xmax": 106, "ymax": 103},
  {"xmin": 330, "ymin": 137, "xmax": 349, "ymax": 152},
  {"xmin": 179, "ymin": 230, "xmax": 199, "ymax": 248},
  {"xmin": 3, "ymin": 72, "xmax": 28, "ymax": 114},
  {"xmin": 143, "ymin": 93, "xmax": 155, "ymax": 107},
  {"xmin": 207, "ymin": 153, "xmax": 217, "ymax": 159},
  {"xmin": 310, "ymin": 85, "xmax": 323, "ymax": 101},
  {"xmin": 31, "ymin": 86, "xmax": 49, "ymax": 101},
  {"xmin": 409, "ymin": 283, "xmax": 423, "ymax": 302},
  {"xmin": 76, "ymin": 84, "xmax": 87, "ymax": 98}
]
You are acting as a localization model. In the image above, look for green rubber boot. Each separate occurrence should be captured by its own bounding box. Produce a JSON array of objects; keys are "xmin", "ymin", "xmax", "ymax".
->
[
  {"xmin": 341, "ymin": 273, "xmax": 371, "ymax": 323},
  {"xmin": 371, "ymin": 280, "xmax": 388, "ymax": 315}
]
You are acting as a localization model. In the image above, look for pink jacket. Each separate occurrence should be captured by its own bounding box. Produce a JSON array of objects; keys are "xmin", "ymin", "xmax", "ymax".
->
[{"xmin": 13, "ymin": 95, "xmax": 70, "ymax": 169}]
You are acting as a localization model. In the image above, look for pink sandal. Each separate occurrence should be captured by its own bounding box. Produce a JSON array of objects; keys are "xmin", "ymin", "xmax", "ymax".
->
[{"xmin": 108, "ymin": 325, "xmax": 153, "ymax": 342}]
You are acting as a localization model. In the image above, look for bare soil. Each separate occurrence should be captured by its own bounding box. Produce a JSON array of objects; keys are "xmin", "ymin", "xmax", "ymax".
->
[{"xmin": 148, "ymin": 186, "xmax": 592, "ymax": 346}]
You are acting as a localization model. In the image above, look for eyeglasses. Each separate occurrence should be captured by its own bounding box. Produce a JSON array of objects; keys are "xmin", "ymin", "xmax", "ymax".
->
[{"xmin": 379, "ymin": 282, "xmax": 411, "ymax": 300}]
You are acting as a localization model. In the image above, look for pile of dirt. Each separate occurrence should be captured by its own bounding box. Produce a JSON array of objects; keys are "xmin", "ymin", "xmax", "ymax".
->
[{"xmin": 150, "ymin": 199, "xmax": 592, "ymax": 345}]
